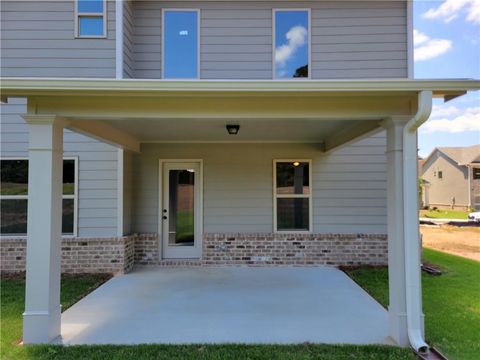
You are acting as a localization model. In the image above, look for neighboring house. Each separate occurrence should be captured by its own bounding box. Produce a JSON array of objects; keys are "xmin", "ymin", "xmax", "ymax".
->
[
  {"xmin": 421, "ymin": 145, "xmax": 480, "ymax": 210},
  {"xmin": 0, "ymin": 0, "xmax": 478, "ymax": 350}
]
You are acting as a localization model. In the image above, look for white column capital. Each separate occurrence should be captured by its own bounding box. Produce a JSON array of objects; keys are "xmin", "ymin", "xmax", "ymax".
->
[{"xmin": 22, "ymin": 114, "xmax": 68, "ymax": 127}]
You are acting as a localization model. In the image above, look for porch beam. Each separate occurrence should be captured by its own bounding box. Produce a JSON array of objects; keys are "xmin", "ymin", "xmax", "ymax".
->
[
  {"xmin": 323, "ymin": 120, "xmax": 381, "ymax": 153},
  {"xmin": 67, "ymin": 119, "xmax": 141, "ymax": 153},
  {"xmin": 22, "ymin": 114, "xmax": 64, "ymax": 343},
  {"xmin": 25, "ymin": 95, "xmax": 415, "ymax": 121}
]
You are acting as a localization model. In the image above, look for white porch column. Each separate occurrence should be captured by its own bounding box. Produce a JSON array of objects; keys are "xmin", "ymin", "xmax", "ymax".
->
[
  {"xmin": 22, "ymin": 115, "xmax": 64, "ymax": 344},
  {"xmin": 383, "ymin": 117, "xmax": 410, "ymax": 347}
]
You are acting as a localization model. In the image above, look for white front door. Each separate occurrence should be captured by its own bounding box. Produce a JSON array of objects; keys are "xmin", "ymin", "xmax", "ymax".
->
[{"xmin": 161, "ymin": 161, "xmax": 202, "ymax": 259}]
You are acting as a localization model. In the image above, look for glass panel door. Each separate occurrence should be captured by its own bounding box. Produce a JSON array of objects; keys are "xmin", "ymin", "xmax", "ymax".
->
[{"xmin": 162, "ymin": 162, "xmax": 202, "ymax": 259}]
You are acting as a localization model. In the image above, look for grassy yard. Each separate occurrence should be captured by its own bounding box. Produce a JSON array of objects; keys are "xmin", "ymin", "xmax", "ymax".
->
[
  {"xmin": 419, "ymin": 209, "xmax": 470, "ymax": 220},
  {"xmin": 0, "ymin": 275, "xmax": 416, "ymax": 360},
  {"xmin": 347, "ymin": 249, "xmax": 480, "ymax": 360}
]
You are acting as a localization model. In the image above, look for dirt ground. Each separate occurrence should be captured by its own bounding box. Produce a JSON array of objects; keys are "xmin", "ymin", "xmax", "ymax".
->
[{"xmin": 420, "ymin": 225, "xmax": 480, "ymax": 261}]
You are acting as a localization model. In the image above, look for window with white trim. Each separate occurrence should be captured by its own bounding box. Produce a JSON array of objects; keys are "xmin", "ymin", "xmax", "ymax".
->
[
  {"xmin": 273, "ymin": 9, "xmax": 310, "ymax": 79},
  {"xmin": 0, "ymin": 158, "xmax": 78, "ymax": 236},
  {"xmin": 75, "ymin": 0, "xmax": 106, "ymax": 38},
  {"xmin": 274, "ymin": 160, "xmax": 312, "ymax": 232},
  {"xmin": 162, "ymin": 9, "xmax": 200, "ymax": 79}
]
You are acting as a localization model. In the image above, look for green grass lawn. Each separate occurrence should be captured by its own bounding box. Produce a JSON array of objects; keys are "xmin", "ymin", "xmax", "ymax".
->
[
  {"xmin": 347, "ymin": 249, "xmax": 480, "ymax": 360},
  {"xmin": 0, "ymin": 275, "xmax": 416, "ymax": 360},
  {"xmin": 419, "ymin": 209, "xmax": 470, "ymax": 220}
]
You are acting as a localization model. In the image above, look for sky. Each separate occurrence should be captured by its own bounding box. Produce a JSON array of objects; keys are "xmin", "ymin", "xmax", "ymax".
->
[
  {"xmin": 414, "ymin": 0, "xmax": 480, "ymax": 157},
  {"xmin": 275, "ymin": 11, "xmax": 309, "ymax": 78}
]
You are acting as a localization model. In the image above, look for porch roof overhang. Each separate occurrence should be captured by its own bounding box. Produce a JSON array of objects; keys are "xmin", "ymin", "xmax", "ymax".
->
[{"xmin": 1, "ymin": 78, "xmax": 479, "ymax": 153}]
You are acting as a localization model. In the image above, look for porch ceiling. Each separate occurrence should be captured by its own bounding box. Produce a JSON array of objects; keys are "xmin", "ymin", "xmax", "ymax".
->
[{"xmin": 2, "ymin": 78, "xmax": 478, "ymax": 152}]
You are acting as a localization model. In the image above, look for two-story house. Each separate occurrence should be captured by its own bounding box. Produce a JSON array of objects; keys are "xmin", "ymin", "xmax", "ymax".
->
[
  {"xmin": 421, "ymin": 145, "xmax": 480, "ymax": 210},
  {"xmin": 1, "ymin": 0, "xmax": 478, "ymax": 351}
]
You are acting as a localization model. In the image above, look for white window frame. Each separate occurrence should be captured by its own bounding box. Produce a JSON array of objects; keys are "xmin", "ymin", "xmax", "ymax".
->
[
  {"xmin": 273, "ymin": 159, "xmax": 313, "ymax": 233},
  {"xmin": 75, "ymin": 0, "xmax": 107, "ymax": 38},
  {"xmin": 0, "ymin": 157, "xmax": 79, "ymax": 238},
  {"xmin": 161, "ymin": 8, "xmax": 201, "ymax": 80},
  {"xmin": 272, "ymin": 8, "xmax": 312, "ymax": 80}
]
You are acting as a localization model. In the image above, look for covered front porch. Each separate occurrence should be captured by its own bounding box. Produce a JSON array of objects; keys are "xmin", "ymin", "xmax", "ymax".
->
[
  {"xmin": 1, "ymin": 78, "xmax": 478, "ymax": 351},
  {"xmin": 60, "ymin": 266, "xmax": 390, "ymax": 345}
]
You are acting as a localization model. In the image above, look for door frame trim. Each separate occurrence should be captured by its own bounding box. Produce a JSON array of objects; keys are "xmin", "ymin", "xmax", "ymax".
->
[{"xmin": 158, "ymin": 159, "xmax": 204, "ymax": 260}]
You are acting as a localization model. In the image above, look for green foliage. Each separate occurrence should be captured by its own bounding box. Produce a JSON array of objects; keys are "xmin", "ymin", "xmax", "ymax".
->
[
  {"xmin": 419, "ymin": 209, "xmax": 469, "ymax": 219},
  {"xmin": 347, "ymin": 250, "xmax": 480, "ymax": 360}
]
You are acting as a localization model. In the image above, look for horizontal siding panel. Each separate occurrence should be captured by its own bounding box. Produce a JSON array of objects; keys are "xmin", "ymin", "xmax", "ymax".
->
[
  {"xmin": 79, "ymin": 228, "xmax": 119, "ymax": 237},
  {"xmin": 312, "ymin": 8, "xmax": 404, "ymax": 18},
  {"xmin": 2, "ymin": 39, "xmax": 116, "ymax": 49},
  {"xmin": 2, "ymin": 49, "xmax": 115, "ymax": 59},
  {"xmin": 202, "ymin": 44, "xmax": 270, "ymax": 54},
  {"xmin": 312, "ymin": 34, "xmax": 406, "ymax": 44},
  {"xmin": 202, "ymin": 27, "xmax": 272, "ymax": 36},
  {"xmin": 313, "ymin": 51, "xmax": 406, "ymax": 61},
  {"xmin": 312, "ymin": 68, "xmax": 406, "ymax": 79},
  {"xmin": 78, "ymin": 218, "xmax": 116, "ymax": 228},
  {"xmin": 314, "ymin": 16, "xmax": 406, "ymax": 27},
  {"xmin": 312, "ymin": 42, "xmax": 407, "ymax": 53},
  {"xmin": 202, "ymin": 52, "xmax": 272, "ymax": 62},
  {"xmin": 201, "ymin": 70, "xmax": 271, "ymax": 79},
  {"xmin": 312, "ymin": 59, "xmax": 406, "ymax": 70},
  {"xmin": 312, "ymin": 25, "xmax": 406, "ymax": 36},
  {"xmin": 314, "ymin": 215, "xmax": 387, "ymax": 225},
  {"xmin": 1, "ymin": 58, "xmax": 114, "ymax": 69}
]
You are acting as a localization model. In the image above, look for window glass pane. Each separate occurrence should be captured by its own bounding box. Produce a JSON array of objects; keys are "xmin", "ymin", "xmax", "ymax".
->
[
  {"xmin": 63, "ymin": 160, "xmax": 75, "ymax": 195},
  {"xmin": 164, "ymin": 11, "xmax": 198, "ymax": 79},
  {"xmin": 79, "ymin": 16, "xmax": 104, "ymax": 36},
  {"xmin": 277, "ymin": 198, "xmax": 309, "ymax": 231},
  {"xmin": 0, "ymin": 199, "xmax": 28, "ymax": 235},
  {"xmin": 473, "ymin": 168, "xmax": 480, "ymax": 179},
  {"xmin": 276, "ymin": 162, "xmax": 309, "ymax": 195},
  {"xmin": 168, "ymin": 169, "xmax": 195, "ymax": 246},
  {"xmin": 0, "ymin": 160, "xmax": 28, "ymax": 195},
  {"xmin": 62, "ymin": 199, "xmax": 75, "ymax": 235},
  {"xmin": 275, "ymin": 10, "xmax": 309, "ymax": 78},
  {"xmin": 78, "ymin": 0, "xmax": 103, "ymax": 13}
]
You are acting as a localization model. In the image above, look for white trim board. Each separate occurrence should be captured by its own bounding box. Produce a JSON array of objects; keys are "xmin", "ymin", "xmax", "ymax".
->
[
  {"xmin": 273, "ymin": 159, "xmax": 313, "ymax": 233},
  {"xmin": 74, "ymin": 0, "xmax": 108, "ymax": 39},
  {"xmin": 158, "ymin": 159, "xmax": 204, "ymax": 260}
]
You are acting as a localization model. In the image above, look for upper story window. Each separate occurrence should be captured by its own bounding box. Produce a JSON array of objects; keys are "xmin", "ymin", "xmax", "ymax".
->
[
  {"xmin": 0, "ymin": 158, "xmax": 78, "ymax": 236},
  {"xmin": 273, "ymin": 9, "xmax": 310, "ymax": 79},
  {"xmin": 75, "ymin": 0, "xmax": 107, "ymax": 38},
  {"xmin": 274, "ymin": 160, "xmax": 312, "ymax": 232},
  {"xmin": 163, "ymin": 10, "xmax": 200, "ymax": 79}
]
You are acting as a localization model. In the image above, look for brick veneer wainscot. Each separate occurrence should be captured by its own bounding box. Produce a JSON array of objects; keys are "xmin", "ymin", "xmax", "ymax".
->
[
  {"xmin": 1, "ymin": 236, "xmax": 136, "ymax": 274},
  {"xmin": 134, "ymin": 233, "xmax": 388, "ymax": 267},
  {"xmin": 1, "ymin": 233, "xmax": 388, "ymax": 273}
]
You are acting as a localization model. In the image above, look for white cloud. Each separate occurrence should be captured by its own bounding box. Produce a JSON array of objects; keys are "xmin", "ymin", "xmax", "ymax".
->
[
  {"xmin": 430, "ymin": 104, "xmax": 463, "ymax": 118},
  {"xmin": 413, "ymin": 29, "xmax": 452, "ymax": 62},
  {"xmin": 275, "ymin": 25, "xmax": 307, "ymax": 66},
  {"xmin": 413, "ymin": 29, "xmax": 429, "ymax": 46},
  {"xmin": 423, "ymin": 0, "xmax": 480, "ymax": 24},
  {"xmin": 421, "ymin": 107, "xmax": 480, "ymax": 133}
]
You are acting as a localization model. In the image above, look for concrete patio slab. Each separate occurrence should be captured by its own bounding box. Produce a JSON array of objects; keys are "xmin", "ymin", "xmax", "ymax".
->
[{"xmin": 59, "ymin": 267, "xmax": 391, "ymax": 345}]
